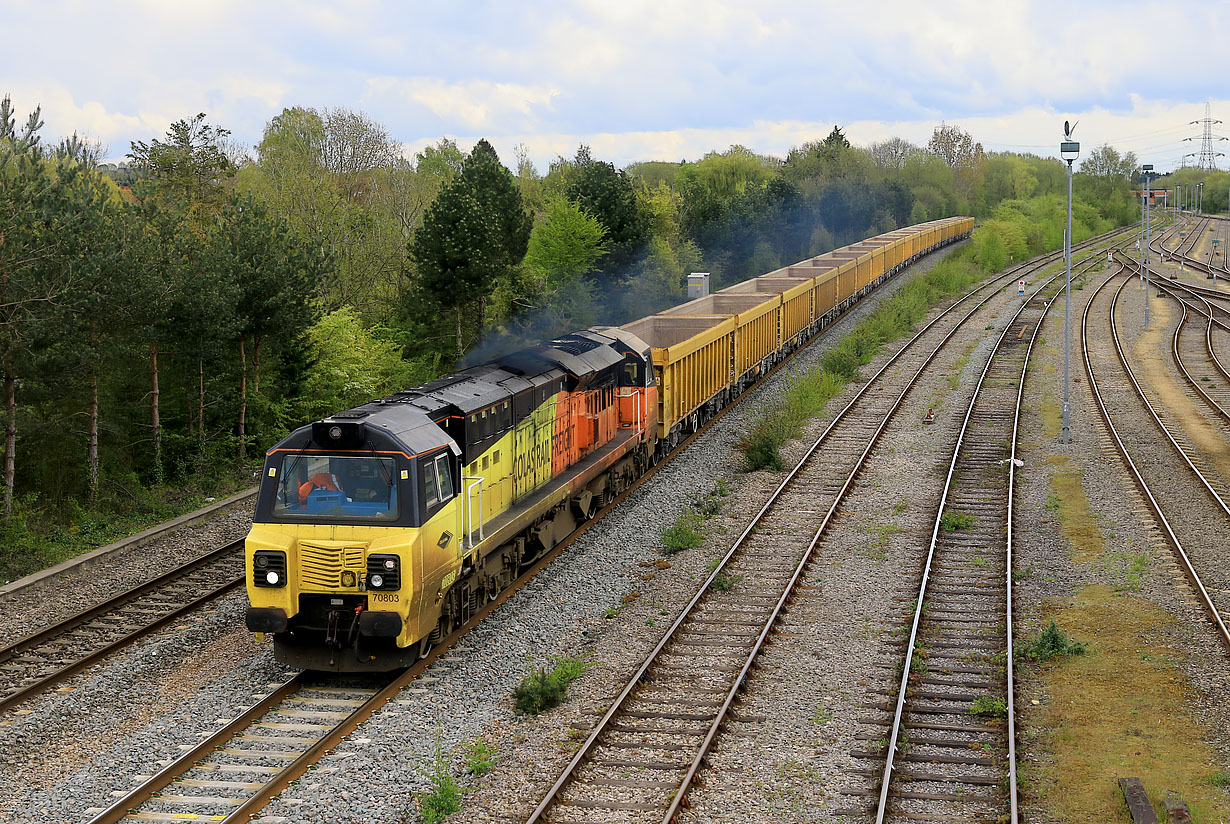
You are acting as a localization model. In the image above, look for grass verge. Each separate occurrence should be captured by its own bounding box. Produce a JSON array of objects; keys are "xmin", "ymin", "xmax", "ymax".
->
[
  {"xmin": 739, "ymin": 254, "xmax": 986, "ymax": 471},
  {"xmin": 1028, "ymin": 452, "xmax": 1230, "ymax": 820}
]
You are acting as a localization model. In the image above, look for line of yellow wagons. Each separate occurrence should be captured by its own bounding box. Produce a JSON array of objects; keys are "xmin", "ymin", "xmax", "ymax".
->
[{"xmin": 625, "ymin": 216, "xmax": 974, "ymax": 448}]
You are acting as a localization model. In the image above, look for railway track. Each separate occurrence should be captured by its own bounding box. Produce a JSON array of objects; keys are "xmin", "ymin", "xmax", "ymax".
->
[
  {"xmin": 1145, "ymin": 222, "xmax": 1230, "ymax": 417},
  {"xmin": 0, "ymin": 541, "xmax": 244, "ymax": 713},
  {"xmin": 1149, "ymin": 268, "xmax": 1230, "ymax": 423},
  {"xmin": 840, "ymin": 263, "xmax": 1075, "ymax": 823},
  {"xmin": 1081, "ymin": 264, "xmax": 1230, "ymax": 651},
  {"xmin": 83, "ymin": 228, "xmax": 988, "ymax": 824},
  {"xmin": 521, "ymin": 240, "xmax": 1122, "ymax": 823}
]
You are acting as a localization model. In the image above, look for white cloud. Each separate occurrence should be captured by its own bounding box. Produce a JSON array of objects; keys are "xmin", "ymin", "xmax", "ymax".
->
[
  {"xmin": 3, "ymin": 0, "xmax": 1228, "ymax": 173},
  {"xmin": 365, "ymin": 77, "xmax": 559, "ymax": 131}
]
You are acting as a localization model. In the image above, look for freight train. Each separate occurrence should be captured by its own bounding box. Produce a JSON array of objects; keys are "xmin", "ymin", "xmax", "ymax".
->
[{"xmin": 244, "ymin": 217, "xmax": 974, "ymax": 670}]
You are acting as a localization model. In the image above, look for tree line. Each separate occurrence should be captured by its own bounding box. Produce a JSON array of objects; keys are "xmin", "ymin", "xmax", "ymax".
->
[{"xmin": 0, "ymin": 96, "xmax": 1147, "ymax": 571}]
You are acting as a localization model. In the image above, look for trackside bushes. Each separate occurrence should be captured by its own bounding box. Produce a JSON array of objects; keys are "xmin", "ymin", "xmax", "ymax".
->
[
  {"xmin": 740, "ymin": 254, "xmax": 984, "ymax": 471},
  {"xmin": 512, "ymin": 655, "xmax": 595, "ymax": 715},
  {"xmin": 740, "ymin": 369, "xmax": 845, "ymax": 471}
]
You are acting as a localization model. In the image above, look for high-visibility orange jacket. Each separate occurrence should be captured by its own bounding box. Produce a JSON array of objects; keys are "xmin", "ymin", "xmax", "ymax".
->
[{"xmin": 298, "ymin": 473, "xmax": 340, "ymax": 504}]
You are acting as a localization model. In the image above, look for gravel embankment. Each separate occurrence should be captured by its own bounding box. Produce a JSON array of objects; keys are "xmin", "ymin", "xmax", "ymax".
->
[
  {"xmin": 2, "ymin": 245, "xmax": 976, "ymax": 824},
  {"xmin": 0, "ymin": 504, "xmax": 254, "ymax": 647}
]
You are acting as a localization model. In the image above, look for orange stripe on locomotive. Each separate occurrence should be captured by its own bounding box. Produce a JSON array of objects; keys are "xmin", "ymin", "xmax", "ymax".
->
[{"xmin": 551, "ymin": 382, "xmax": 622, "ymax": 474}]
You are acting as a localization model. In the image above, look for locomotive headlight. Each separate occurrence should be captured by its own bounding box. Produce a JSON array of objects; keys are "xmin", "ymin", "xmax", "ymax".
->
[
  {"xmin": 366, "ymin": 554, "xmax": 400, "ymax": 591},
  {"xmin": 252, "ymin": 550, "xmax": 287, "ymax": 587},
  {"xmin": 328, "ymin": 425, "xmax": 342, "ymax": 440}
]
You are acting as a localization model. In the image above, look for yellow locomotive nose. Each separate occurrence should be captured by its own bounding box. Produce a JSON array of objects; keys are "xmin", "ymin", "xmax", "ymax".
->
[{"xmin": 295, "ymin": 539, "xmax": 369, "ymax": 592}]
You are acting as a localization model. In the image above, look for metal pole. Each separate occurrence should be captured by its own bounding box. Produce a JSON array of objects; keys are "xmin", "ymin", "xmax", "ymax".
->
[
  {"xmin": 1140, "ymin": 182, "xmax": 1146, "ymax": 281},
  {"xmin": 1144, "ymin": 170, "xmax": 1151, "ymax": 328},
  {"xmin": 1062, "ymin": 158, "xmax": 1072, "ymax": 444}
]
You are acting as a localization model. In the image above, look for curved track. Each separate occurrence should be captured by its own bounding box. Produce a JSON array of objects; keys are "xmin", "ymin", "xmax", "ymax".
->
[{"xmin": 1081, "ymin": 265, "xmax": 1230, "ymax": 651}]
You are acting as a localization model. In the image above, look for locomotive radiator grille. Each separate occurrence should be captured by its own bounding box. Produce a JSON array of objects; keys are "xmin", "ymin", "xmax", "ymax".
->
[{"xmin": 298, "ymin": 543, "xmax": 366, "ymax": 589}]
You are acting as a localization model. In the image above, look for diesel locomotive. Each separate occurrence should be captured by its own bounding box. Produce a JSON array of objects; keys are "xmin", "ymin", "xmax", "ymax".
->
[{"xmin": 243, "ymin": 217, "xmax": 973, "ymax": 671}]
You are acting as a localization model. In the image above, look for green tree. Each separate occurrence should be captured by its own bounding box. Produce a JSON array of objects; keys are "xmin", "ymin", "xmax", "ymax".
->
[
  {"xmin": 48, "ymin": 172, "xmax": 128, "ymax": 501},
  {"xmin": 565, "ymin": 147, "xmax": 649, "ymax": 275},
  {"xmin": 128, "ymin": 113, "xmax": 235, "ymax": 215},
  {"xmin": 1080, "ymin": 144, "xmax": 1138, "ymax": 179},
  {"xmin": 409, "ymin": 139, "xmax": 530, "ymax": 360},
  {"xmin": 209, "ymin": 193, "xmax": 326, "ymax": 460},
  {"xmin": 249, "ymin": 106, "xmax": 413, "ymax": 319},
  {"xmin": 622, "ymin": 184, "xmax": 700, "ymax": 318},
  {"xmin": 523, "ymin": 195, "xmax": 608, "ymax": 292},
  {"xmin": 927, "ymin": 123, "xmax": 987, "ymax": 199},
  {"xmin": 299, "ymin": 308, "xmax": 420, "ymax": 419},
  {"xmin": 0, "ymin": 97, "xmax": 93, "ymax": 516}
]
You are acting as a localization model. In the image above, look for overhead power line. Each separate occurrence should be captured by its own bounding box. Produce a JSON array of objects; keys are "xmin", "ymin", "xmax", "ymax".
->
[{"xmin": 1183, "ymin": 101, "xmax": 1227, "ymax": 171}]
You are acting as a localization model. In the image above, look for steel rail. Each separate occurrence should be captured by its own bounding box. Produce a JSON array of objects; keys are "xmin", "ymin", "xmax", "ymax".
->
[
  {"xmin": 871, "ymin": 267, "xmax": 1071, "ymax": 824},
  {"xmin": 0, "ymin": 539, "xmax": 244, "ymax": 712},
  {"xmin": 658, "ymin": 253, "xmax": 1076, "ymax": 824},
  {"xmin": 1121, "ymin": 246, "xmax": 1230, "ymax": 418},
  {"xmin": 1107, "ymin": 256, "xmax": 1230, "ymax": 523},
  {"xmin": 1081, "ymin": 265, "xmax": 1230, "ymax": 650},
  {"xmin": 529, "ymin": 232, "xmax": 1129, "ymax": 824},
  {"xmin": 1145, "ymin": 269, "xmax": 1230, "ymax": 423},
  {"xmin": 1144, "ymin": 245, "xmax": 1230, "ymax": 407},
  {"xmin": 90, "ymin": 231, "xmax": 983, "ymax": 824}
]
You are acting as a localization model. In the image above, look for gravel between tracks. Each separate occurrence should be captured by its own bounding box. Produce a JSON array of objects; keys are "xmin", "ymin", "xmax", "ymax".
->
[
  {"xmin": 671, "ymin": 269, "xmax": 1018, "ymax": 823},
  {"xmin": 2, "ymin": 245, "xmax": 968, "ymax": 824},
  {"xmin": 0, "ymin": 505, "xmax": 254, "ymax": 647}
]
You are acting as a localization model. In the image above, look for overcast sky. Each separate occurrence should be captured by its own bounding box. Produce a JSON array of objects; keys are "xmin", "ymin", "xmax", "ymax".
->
[{"xmin": 3, "ymin": 0, "xmax": 1227, "ymax": 173}]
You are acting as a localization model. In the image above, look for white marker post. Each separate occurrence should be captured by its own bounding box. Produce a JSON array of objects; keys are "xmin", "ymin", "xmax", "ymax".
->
[{"xmin": 1018, "ymin": 279, "xmax": 1025, "ymax": 297}]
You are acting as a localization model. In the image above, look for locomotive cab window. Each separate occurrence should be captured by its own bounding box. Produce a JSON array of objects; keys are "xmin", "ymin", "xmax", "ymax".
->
[
  {"xmin": 272, "ymin": 454, "xmax": 398, "ymax": 521},
  {"xmin": 622, "ymin": 360, "xmax": 641, "ymax": 387},
  {"xmin": 421, "ymin": 451, "xmax": 454, "ymax": 519},
  {"xmin": 621, "ymin": 353, "xmax": 652, "ymax": 387}
]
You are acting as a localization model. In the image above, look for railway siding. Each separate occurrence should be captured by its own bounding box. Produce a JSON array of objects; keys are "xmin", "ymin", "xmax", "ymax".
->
[
  {"xmin": 1012, "ymin": 251, "xmax": 1230, "ymax": 821},
  {"xmin": 0, "ymin": 241, "xmax": 968, "ymax": 824}
]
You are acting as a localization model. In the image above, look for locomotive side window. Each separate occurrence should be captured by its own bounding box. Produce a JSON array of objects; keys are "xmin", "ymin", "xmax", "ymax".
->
[
  {"xmin": 273, "ymin": 454, "xmax": 398, "ymax": 521},
  {"xmin": 434, "ymin": 454, "xmax": 454, "ymax": 501},
  {"xmin": 623, "ymin": 361, "xmax": 640, "ymax": 386},
  {"xmin": 423, "ymin": 457, "xmax": 440, "ymax": 506},
  {"xmin": 620, "ymin": 353, "xmax": 652, "ymax": 387},
  {"xmin": 421, "ymin": 451, "xmax": 455, "ymax": 519}
]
